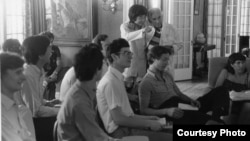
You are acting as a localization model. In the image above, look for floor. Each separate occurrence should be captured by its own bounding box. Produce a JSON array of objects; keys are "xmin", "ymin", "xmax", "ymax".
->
[{"xmin": 176, "ymin": 74, "xmax": 211, "ymax": 99}]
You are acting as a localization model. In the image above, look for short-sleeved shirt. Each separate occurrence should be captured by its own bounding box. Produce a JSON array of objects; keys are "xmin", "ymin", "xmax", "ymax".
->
[
  {"xmin": 97, "ymin": 67, "xmax": 134, "ymax": 133},
  {"xmin": 44, "ymin": 45, "xmax": 61, "ymax": 76},
  {"xmin": 139, "ymin": 69, "xmax": 181, "ymax": 108},
  {"xmin": 57, "ymin": 80, "xmax": 113, "ymax": 141},
  {"xmin": 2, "ymin": 94, "xmax": 36, "ymax": 141}
]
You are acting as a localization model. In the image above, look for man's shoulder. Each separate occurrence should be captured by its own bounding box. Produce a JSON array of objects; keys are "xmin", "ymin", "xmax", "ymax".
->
[
  {"xmin": 98, "ymin": 74, "xmax": 113, "ymax": 88},
  {"xmin": 65, "ymin": 88, "xmax": 89, "ymax": 107}
]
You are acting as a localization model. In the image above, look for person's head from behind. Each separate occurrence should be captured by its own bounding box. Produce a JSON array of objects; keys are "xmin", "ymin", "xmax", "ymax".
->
[
  {"xmin": 2, "ymin": 39, "xmax": 22, "ymax": 55},
  {"xmin": 148, "ymin": 45, "xmax": 173, "ymax": 71},
  {"xmin": 241, "ymin": 48, "xmax": 249, "ymax": 58},
  {"xmin": 0, "ymin": 52, "xmax": 25, "ymax": 94},
  {"xmin": 92, "ymin": 34, "xmax": 110, "ymax": 52},
  {"xmin": 148, "ymin": 8, "xmax": 163, "ymax": 28},
  {"xmin": 23, "ymin": 35, "xmax": 52, "ymax": 65},
  {"xmin": 129, "ymin": 4, "xmax": 148, "ymax": 26},
  {"xmin": 225, "ymin": 52, "xmax": 247, "ymax": 74},
  {"xmin": 74, "ymin": 43, "xmax": 104, "ymax": 82},
  {"xmin": 106, "ymin": 38, "xmax": 132, "ymax": 68},
  {"xmin": 39, "ymin": 31, "xmax": 55, "ymax": 43},
  {"xmin": 195, "ymin": 33, "xmax": 206, "ymax": 44}
]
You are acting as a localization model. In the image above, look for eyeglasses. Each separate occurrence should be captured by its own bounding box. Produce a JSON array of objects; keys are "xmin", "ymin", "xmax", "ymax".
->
[{"xmin": 116, "ymin": 51, "xmax": 133, "ymax": 56}]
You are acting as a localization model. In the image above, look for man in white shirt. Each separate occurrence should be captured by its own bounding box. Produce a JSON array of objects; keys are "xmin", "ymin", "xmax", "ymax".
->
[
  {"xmin": 1, "ymin": 52, "xmax": 36, "ymax": 141},
  {"xmin": 59, "ymin": 67, "xmax": 76, "ymax": 101},
  {"xmin": 97, "ymin": 38, "xmax": 172, "ymax": 141},
  {"xmin": 21, "ymin": 35, "xmax": 60, "ymax": 117}
]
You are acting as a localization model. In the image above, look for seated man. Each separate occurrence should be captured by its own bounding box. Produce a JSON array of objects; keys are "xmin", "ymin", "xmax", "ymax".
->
[
  {"xmin": 57, "ymin": 43, "xmax": 119, "ymax": 141},
  {"xmin": 139, "ymin": 45, "xmax": 226, "ymax": 125},
  {"xmin": 20, "ymin": 35, "xmax": 60, "ymax": 117},
  {"xmin": 59, "ymin": 66, "xmax": 76, "ymax": 101},
  {"xmin": 97, "ymin": 38, "xmax": 172, "ymax": 141},
  {"xmin": 2, "ymin": 38, "xmax": 22, "ymax": 55},
  {"xmin": 59, "ymin": 34, "xmax": 110, "ymax": 101},
  {"xmin": 1, "ymin": 52, "xmax": 36, "ymax": 141}
]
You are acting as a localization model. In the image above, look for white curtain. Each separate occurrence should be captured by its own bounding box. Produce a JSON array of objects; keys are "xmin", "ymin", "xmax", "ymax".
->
[
  {"xmin": 122, "ymin": 0, "xmax": 134, "ymax": 22},
  {"xmin": 162, "ymin": 0, "xmax": 170, "ymax": 24},
  {"xmin": 31, "ymin": 0, "xmax": 46, "ymax": 35},
  {"xmin": 240, "ymin": 0, "xmax": 250, "ymax": 36}
]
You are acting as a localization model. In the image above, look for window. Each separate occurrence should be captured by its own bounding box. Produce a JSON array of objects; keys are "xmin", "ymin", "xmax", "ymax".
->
[
  {"xmin": 240, "ymin": 0, "xmax": 250, "ymax": 36},
  {"xmin": 207, "ymin": 0, "xmax": 223, "ymax": 57},
  {"xmin": 0, "ymin": 0, "xmax": 32, "ymax": 49},
  {"xmin": 225, "ymin": 0, "xmax": 239, "ymax": 56}
]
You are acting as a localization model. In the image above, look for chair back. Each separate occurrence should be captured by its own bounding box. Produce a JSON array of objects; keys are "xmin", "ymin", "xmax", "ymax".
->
[{"xmin": 53, "ymin": 120, "xmax": 58, "ymax": 141}]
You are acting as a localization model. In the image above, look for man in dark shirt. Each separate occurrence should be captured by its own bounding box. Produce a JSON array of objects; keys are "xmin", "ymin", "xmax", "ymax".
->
[{"xmin": 57, "ymin": 43, "xmax": 118, "ymax": 141}]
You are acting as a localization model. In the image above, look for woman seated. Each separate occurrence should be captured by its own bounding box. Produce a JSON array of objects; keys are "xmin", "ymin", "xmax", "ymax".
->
[
  {"xmin": 139, "ymin": 45, "xmax": 227, "ymax": 125},
  {"xmin": 215, "ymin": 52, "xmax": 250, "ymax": 123}
]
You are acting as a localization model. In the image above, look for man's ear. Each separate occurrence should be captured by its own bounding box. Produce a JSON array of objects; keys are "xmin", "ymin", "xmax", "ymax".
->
[{"xmin": 111, "ymin": 53, "xmax": 118, "ymax": 62}]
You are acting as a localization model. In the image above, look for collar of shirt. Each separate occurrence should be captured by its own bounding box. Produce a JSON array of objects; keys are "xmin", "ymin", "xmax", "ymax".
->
[
  {"xmin": 24, "ymin": 64, "xmax": 44, "ymax": 77},
  {"xmin": 147, "ymin": 66, "xmax": 165, "ymax": 81},
  {"xmin": 75, "ymin": 80, "xmax": 97, "ymax": 101},
  {"xmin": 1, "ymin": 94, "xmax": 15, "ymax": 111},
  {"xmin": 109, "ymin": 66, "xmax": 124, "ymax": 82}
]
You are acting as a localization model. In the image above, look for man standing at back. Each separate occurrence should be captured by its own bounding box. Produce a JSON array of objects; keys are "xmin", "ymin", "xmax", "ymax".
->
[{"xmin": 147, "ymin": 8, "xmax": 183, "ymax": 77}]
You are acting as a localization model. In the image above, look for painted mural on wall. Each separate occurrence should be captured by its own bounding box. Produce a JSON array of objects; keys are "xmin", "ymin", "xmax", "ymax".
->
[{"xmin": 46, "ymin": 0, "xmax": 91, "ymax": 46}]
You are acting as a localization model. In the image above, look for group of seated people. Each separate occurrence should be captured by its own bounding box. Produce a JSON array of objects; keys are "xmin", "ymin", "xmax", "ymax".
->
[
  {"xmin": 1, "ymin": 5, "xmax": 250, "ymax": 141},
  {"xmin": 2, "ymin": 30, "xmax": 250, "ymax": 141}
]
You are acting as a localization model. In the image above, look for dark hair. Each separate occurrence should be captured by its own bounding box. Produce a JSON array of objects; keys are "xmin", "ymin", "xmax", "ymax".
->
[
  {"xmin": 92, "ymin": 34, "xmax": 108, "ymax": 51},
  {"xmin": 0, "ymin": 52, "xmax": 24, "ymax": 77},
  {"xmin": 74, "ymin": 43, "xmax": 104, "ymax": 81},
  {"xmin": 225, "ymin": 52, "xmax": 246, "ymax": 74},
  {"xmin": 129, "ymin": 4, "xmax": 147, "ymax": 23},
  {"xmin": 106, "ymin": 38, "xmax": 129, "ymax": 63},
  {"xmin": 39, "ymin": 31, "xmax": 54, "ymax": 41},
  {"xmin": 2, "ymin": 39, "xmax": 22, "ymax": 55},
  {"xmin": 23, "ymin": 35, "xmax": 50, "ymax": 65},
  {"xmin": 148, "ymin": 45, "xmax": 173, "ymax": 64}
]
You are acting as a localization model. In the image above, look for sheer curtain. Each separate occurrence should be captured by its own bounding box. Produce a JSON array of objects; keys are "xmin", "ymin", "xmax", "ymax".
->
[
  {"xmin": 240, "ymin": 0, "xmax": 250, "ymax": 36},
  {"xmin": 0, "ymin": 0, "xmax": 32, "ymax": 48},
  {"xmin": 122, "ymin": 0, "xmax": 134, "ymax": 22},
  {"xmin": 31, "ymin": 0, "xmax": 46, "ymax": 35}
]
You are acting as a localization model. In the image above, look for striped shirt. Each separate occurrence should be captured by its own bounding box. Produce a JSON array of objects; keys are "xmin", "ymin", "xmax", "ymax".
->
[{"xmin": 148, "ymin": 27, "xmax": 162, "ymax": 49}]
